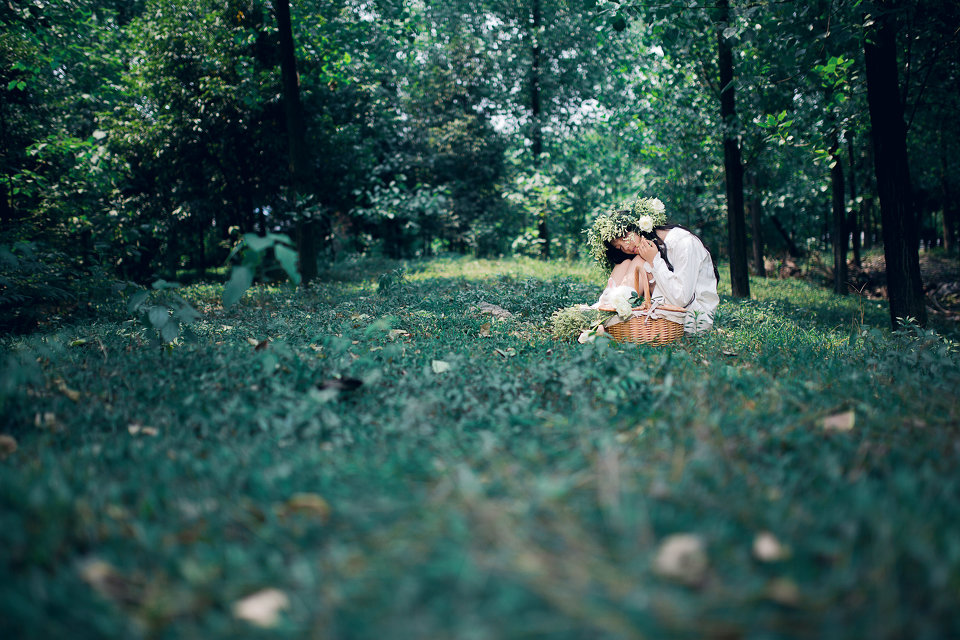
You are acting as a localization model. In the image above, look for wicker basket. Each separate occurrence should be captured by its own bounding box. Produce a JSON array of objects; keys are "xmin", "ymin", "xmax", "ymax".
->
[{"xmin": 598, "ymin": 266, "xmax": 686, "ymax": 345}]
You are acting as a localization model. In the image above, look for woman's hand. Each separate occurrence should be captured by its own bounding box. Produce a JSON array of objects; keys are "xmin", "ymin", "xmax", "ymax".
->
[{"xmin": 638, "ymin": 236, "xmax": 658, "ymax": 262}]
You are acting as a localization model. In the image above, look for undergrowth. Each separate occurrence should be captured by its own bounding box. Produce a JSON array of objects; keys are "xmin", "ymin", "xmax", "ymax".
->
[{"xmin": 1, "ymin": 256, "xmax": 958, "ymax": 639}]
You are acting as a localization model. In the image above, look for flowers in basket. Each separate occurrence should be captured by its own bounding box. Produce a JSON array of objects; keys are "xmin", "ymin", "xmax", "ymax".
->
[
  {"xmin": 549, "ymin": 306, "xmax": 613, "ymax": 342},
  {"xmin": 607, "ymin": 286, "xmax": 638, "ymax": 319}
]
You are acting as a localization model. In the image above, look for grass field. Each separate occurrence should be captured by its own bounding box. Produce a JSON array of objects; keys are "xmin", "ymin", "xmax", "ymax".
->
[{"xmin": 2, "ymin": 256, "xmax": 959, "ymax": 639}]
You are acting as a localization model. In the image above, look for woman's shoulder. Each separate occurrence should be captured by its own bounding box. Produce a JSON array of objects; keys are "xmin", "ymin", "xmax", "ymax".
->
[{"xmin": 663, "ymin": 226, "xmax": 698, "ymax": 246}]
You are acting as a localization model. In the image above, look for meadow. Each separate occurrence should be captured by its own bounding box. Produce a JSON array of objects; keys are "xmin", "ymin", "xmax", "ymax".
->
[{"xmin": 2, "ymin": 256, "xmax": 959, "ymax": 639}]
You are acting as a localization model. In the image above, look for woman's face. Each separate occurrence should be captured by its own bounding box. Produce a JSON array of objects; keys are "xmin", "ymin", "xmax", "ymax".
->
[{"xmin": 611, "ymin": 232, "xmax": 642, "ymax": 255}]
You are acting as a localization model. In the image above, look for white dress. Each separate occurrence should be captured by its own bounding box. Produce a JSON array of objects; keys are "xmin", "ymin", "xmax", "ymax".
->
[{"xmin": 646, "ymin": 228, "xmax": 719, "ymax": 333}]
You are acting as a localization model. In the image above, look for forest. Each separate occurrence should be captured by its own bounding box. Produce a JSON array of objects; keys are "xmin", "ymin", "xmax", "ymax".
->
[
  {"xmin": 2, "ymin": 1, "xmax": 960, "ymax": 638},
  {"xmin": 2, "ymin": 0, "xmax": 958, "ymax": 325}
]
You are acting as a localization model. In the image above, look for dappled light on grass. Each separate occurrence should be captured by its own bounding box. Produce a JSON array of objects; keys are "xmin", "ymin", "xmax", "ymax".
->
[{"xmin": 1, "ymin": 257, "xmax": 959, "ymax": 638}]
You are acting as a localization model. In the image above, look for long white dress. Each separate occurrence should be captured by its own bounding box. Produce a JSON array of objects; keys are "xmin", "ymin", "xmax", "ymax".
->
[{"xmin": 646, "ymin": 228, "xmax": 719, "ymax": 333}]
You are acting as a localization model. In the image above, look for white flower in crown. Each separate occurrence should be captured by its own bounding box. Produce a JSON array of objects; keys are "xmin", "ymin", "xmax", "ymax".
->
[
  {"xmin": 649, "ymin": 198, "xmax": 665, "ymax": 214},
  {"xmin": 637, "ymin": 215, "xmax": 654, "ymax": 233}
]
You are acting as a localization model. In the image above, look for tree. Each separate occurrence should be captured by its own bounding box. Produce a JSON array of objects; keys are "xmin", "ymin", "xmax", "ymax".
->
[
  {"xmin": 716, "ymin": 0, "xmax": 749, "ymax": 297},
  {"xmin": 862, "ymin": 1, "xmax": 927, "ymax": 326},
  {"xmin": 273, "ymin": 0, "xmax": 317, "ymax": 284}
]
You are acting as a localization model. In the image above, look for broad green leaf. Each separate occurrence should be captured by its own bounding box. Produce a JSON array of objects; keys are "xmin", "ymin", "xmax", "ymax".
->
[
  {"xmin": 127, "ymin": 290, "xmax": 149, "ymax": 312},
  {"xmin": 151, "ymin": 279, "xmax": 180, "ymax": 290},
  {"xmin": 243, "ymin": 234, "xmax": 274, "ymax": 253},
  {"xmin": 160, "ymin": 320, "xmax": 180, "ymax": 344},
  {"xmin": 148, "ymin": 306, "xmax": 170, "ymax": 329},
  {"xmin": 174, "ymin": 304, "xmax": 202, "ymax": 324},
  {"xmin": 223, "ymin": 265, "xmax": 254, "ymax": 308},
  {"xmin": 274, "ymin": 244, "xmax": 301, "ymax": 286}
]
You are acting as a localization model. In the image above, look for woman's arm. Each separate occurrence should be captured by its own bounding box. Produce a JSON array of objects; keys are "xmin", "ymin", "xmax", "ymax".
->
[{"xmin": 648, "ymin": 236, "xmax": 700, "ymax": 307}]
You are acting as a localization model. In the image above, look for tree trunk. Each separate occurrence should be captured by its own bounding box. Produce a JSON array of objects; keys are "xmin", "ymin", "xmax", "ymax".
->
[
  {"xmin": 717, "ymin": 0, "xmax": 750, "ymax": 297},
  {"xmin": 939, "ymin": 139, "xmax": 957, "ymax": 254},
  {"xmin": 771, "ymin": 214, "xmax": 802, "ymax": 258},
  {"xmin": 830, "ymin": 138, "xmax": 848, "ymax": 295},
  {"xmin": 530, "ymin": 0, "xmax": 548, "ymax": 258},
  {"xmin": 863, "ymin": 2, "xmax": 927, "ymax": 327},
  {"xmin": 747, "ymin": 171, "xmax": 765, "ymax": 277},
  {"xmin": 274, "ymin": 0, "xmax": 317, "ymax": 284},
  {"xmin": 862, "ymin": 195, "xmax": 876, "ymax": 249},
  {"xmin": 847, "ymin": 132, "xmax": 861, "ymax": 267}
]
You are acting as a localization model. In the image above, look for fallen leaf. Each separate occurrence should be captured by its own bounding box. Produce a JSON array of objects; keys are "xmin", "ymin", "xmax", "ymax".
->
[
  {"xmin": 282, "ymin": 493, "xmax": 332, "ymax": 521},
  {"xmin": 494, "ymin": 347, "xmax": 517, "ymax": 358},
  {"xmin": 54, "ymin": 378, "xmax": 81, "ymax": 402},
  {"xmin": 232, "ymin": 588, "xmax": 290, "ymax": 628},
  {"xmin": 34, "ymin": 412, "xmax": 63, "ymax": 432},
  {"xmin": 69, "ymin": 338, "xmax": 88, "ymax": 347},
  {"xmin": 431, "ymin": 360, "xmax": 451, "ymax": 374},
  {"xmin": 753, "ymin": 531, "xmax": 790, "ymax": 562},
  {"xmin": 246, "ymin": 337, "xmax": 260, "ymax": 347},
  {"xmin": 387, "ymin": 329, "xmax": 410, "ymax": 341},
  {"xmin": 0, "ymin": 434, "xmax": 16, "ymax": 460},
  {"xmin": 127, "ymin": 423, "xmax": 159, "ymax": 437},
  {"xmin": 477, "ymin": 302, "xmax": 513, "ymax": 319},
  {"xmin": 653, "ymin": 533, "xmax": 708, "ymax": 585},
  {"xmin": 722, "ymin": 350, "xmax": 738, "ymax": 357},
  {"xmin": 822, "ymin": 410, "xmax": 855, "ymax": 432},
  {"xmin": 766, "ymin": 577, "xmax": 801, "ymax": 606},
  {"xmin": 78, "ymin": 558, "xmax": 142, "ymax": 605},
  {"xmin": 317, "ymin": 377, "xmax": 363, "ymax": 391}
]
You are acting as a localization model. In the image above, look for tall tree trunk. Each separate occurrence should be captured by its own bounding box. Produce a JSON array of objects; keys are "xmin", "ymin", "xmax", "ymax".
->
[
  {"xmin": 274, "ymin": 0, "xmax": 317, "ymax": 284},
  {"xmin": 863, "ymin": 2, "xmax": 926, "ymax": 327},
  {"xmin": 717, "ymin": 0, "xmax": 749, "ymax": 297},
  {"xmin": 941, "ymin": 145, "xmax": 958, "ymax": 254},
  {"xmin": 530, "ymin": 0, "xmax": 548, "ymax": 258},
  {"xmin": 847, "ymin": 132, "xmax": 861, "ymax": 267},
  {"xmin": 747, "ymin": 171, "xmax": 765, "ymax": 277},
  {"xmin": 771, "ymin": 214, "xmax": 802, "ymax": 259},
  {"xmin": 830, "ymin": 138, "xmax": 848, "ymax": 295}
]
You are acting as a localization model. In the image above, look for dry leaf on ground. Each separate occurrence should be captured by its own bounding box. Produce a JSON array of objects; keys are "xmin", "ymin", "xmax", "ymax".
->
[
  {"xmin": 232, "ymin": 588, "xmax": 290, "ymax": 628},
  {"xmin": 653, "ymin": 533, "xmax": 708, "ymax": 585},
  {"xmin": 127, "ymin": 423, "xmax": 159, "ymax": 437},
  {"xmin": 766, "ymin": 577, "xmax": 801, "ymax": 606},
  {"xmin": 477, "ymin": 302, "xmax": 513, "ymax": 319},
  {"xmin": 822, "ymin": 410, "xmax": 855, "ymax": 432},
  {"xmin": 753, "ymin": 531, "xmax": 790, "ymax": 562},
  {"xmin": 0, "ymin": 435, "xmax": 16, "ymax": 460},
  {"xmin": 388, "ymin": 329, "xmax": 410, "ymax": 341},
  {"xmin": 54, "ymin": 378, "xmax": 81, "ymax": 402},
  {"xmin": 34, "ymin": 412, "xmax": 63, "ymax": 432},
  {"xmin": 78, "ymin": 558, "xmax": 142, "ymax": 605},
  {"xmin": 281, "ymin": 493, "xmax": 331, "ymax": 521}
]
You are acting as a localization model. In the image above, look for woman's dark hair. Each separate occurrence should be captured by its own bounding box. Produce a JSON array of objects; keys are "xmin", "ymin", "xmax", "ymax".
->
[{"xmin": 604, "ymin": 219, "xmax": 720, "ymax": 282}]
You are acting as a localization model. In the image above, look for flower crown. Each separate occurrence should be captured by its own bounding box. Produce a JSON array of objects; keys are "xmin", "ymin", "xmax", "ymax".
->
[{"xmin": 585, "ymin": 196, "xmax": 667, "ymax": 271}]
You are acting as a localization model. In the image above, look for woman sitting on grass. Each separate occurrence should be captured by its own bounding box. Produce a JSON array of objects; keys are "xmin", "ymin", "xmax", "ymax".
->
[{"xmin": 587, "ymin": 197, "xmax": 720, "ymax": 334}]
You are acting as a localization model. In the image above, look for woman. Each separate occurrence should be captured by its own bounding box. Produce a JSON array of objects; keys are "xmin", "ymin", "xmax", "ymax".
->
[{"xmin": 587, "ymin": 197, "xmax": 719, "ymax": 333}]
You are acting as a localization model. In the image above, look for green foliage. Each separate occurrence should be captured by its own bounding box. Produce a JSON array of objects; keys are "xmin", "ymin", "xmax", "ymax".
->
[
  {"xmin": 125, "ymin": 279, "xmax": 201, "ymax": 345},
  {"xmin": 0, "ymin": 242, "xmax": 120, "ymax": 333},
  {"xmin": 2, "ymin": 257, "xmax": 959, "ymax": 638},
  {"xmin": 223, "ymin": 233, "xmax": 301, "ymax": 309}
]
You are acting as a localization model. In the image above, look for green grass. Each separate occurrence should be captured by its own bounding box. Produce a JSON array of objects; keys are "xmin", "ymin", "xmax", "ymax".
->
[{"xmin": 2, "ymin": 256, "xmax": 959, "ymax": 639}]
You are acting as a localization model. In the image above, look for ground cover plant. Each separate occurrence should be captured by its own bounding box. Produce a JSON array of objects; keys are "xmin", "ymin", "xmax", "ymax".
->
[{"xmin": 2, "ymin": 256, "xmax": 959, "ymax": 639}]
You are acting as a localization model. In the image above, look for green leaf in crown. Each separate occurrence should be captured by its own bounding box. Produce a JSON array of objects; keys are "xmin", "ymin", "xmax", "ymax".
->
[{"xmin": 585, "ymin": 196, "xmax": 668, "ymax": 271}]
